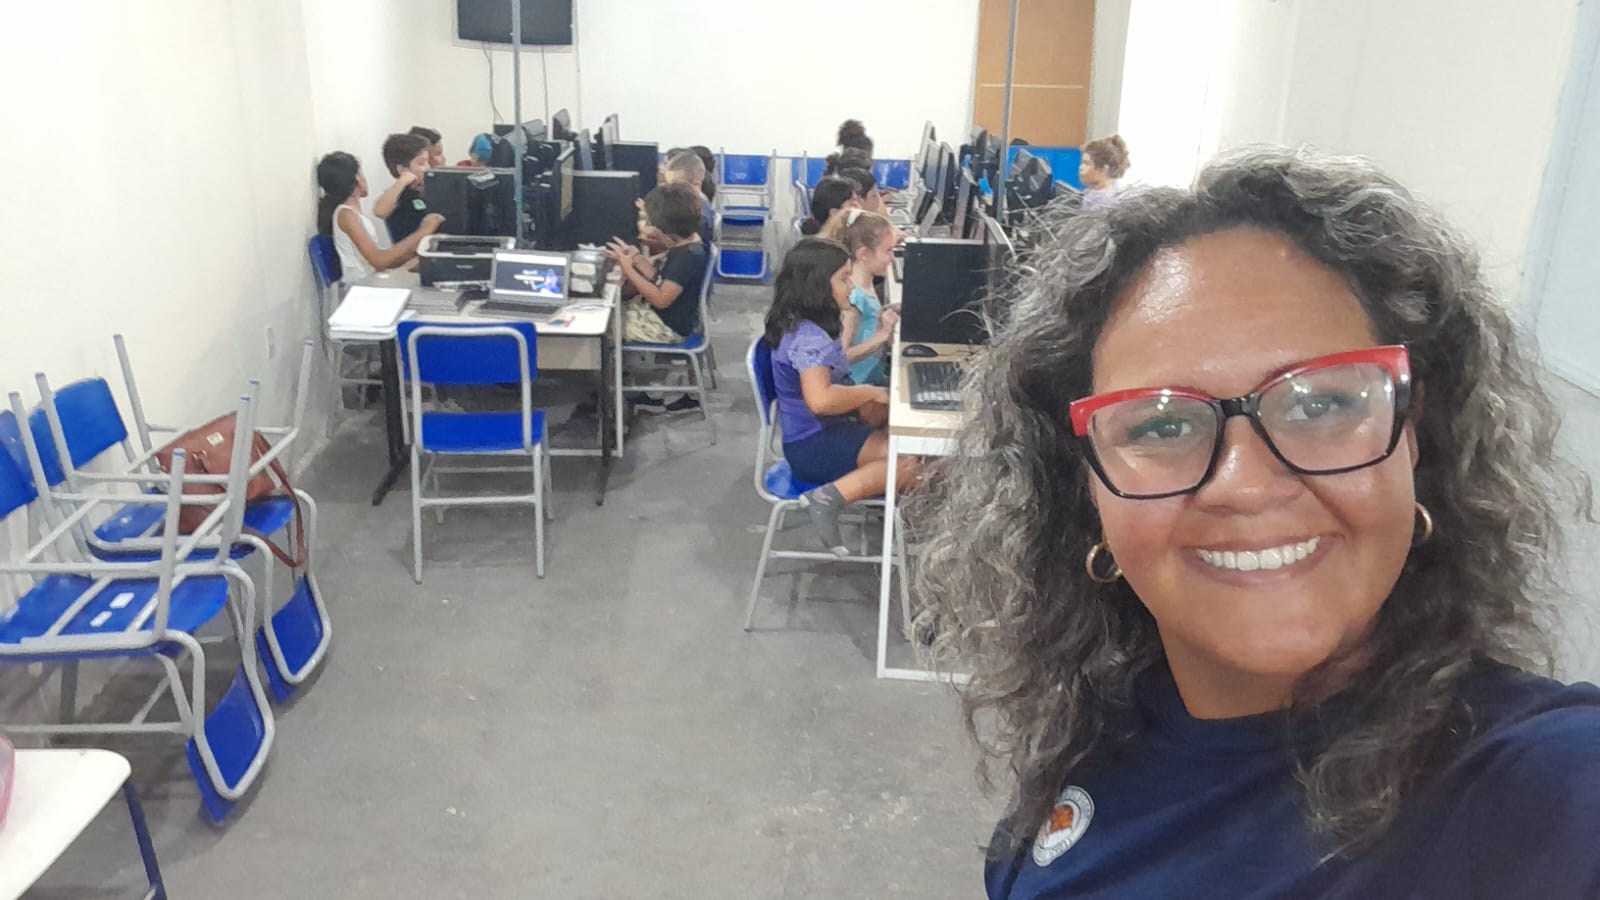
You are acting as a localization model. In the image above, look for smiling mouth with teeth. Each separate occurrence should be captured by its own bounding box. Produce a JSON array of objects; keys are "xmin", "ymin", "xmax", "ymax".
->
[{"xmin": 1197, "ymin": 537, "xmax": 1321, "ymax": 572}]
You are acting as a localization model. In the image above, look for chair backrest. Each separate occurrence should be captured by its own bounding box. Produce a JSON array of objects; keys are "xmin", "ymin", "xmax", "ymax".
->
[
  {"xmin": 719, "ymin": 150, "xmax": 773, "ymax": 189},
  {"xmin": 873, "ymin": 159, "xmax": 913, "ymax": 191},
  {"xmin": 697, "ymin": 243, "xmax": 720, "ymax": 331},
  {"xmin": 308, "ymin": 234, "xmax": 342, "ymax": 288},
  {"xmin": 746, "ymin": 335, "xmax": 783, "ymax": 496},
  {"xmin": 0, "ymin": 411, "xmax": 38, "ymax": 520},
  {"xmin": 398, "ymin": 320, "xmax": 538, "ymax": 385},
  {"xmin": 31, "ymin": 377, "xmax": 130, "ymax": 487}
]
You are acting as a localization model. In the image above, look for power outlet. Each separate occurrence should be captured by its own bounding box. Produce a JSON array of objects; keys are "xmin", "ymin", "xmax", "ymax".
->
[{"xmin": 265, "ymin": 325, "xmax": 277, "ymax": 360}]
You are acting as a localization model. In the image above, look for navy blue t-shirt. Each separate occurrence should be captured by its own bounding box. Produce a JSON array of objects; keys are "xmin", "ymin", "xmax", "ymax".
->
[
  {"xmin": 986, "ymin": 661, "xmax": 1600, "ymax": 899},
  {"xmin": 653, "ymin": 242, "xmax": 707, "ymax": 339}
]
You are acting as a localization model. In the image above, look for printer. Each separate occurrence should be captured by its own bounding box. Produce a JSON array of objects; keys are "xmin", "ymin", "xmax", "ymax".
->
[{"xmin": 417, "ymin": 235, "xmax": 516, "ymax": 287}]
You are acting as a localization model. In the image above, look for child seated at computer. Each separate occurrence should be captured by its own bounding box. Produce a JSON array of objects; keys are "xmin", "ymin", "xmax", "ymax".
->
[
  {"xmin": 316, "ymin": 151, "xmax": 442, "ymax": 280},
  {"xmin": 409, "ymin": 126, "xmax": 446, "ymax": 168},
  {"xmin": 374, "ymin": 133, "xmax": 436, "ymax": 243},
  {"xmin": 800, "ymin": 176, "xmax": 861, "ymax": 237},
  {"xmin": 639, "ymin": 150, "xmax": 714, "ymax": 250},
  {"xmin": 765, "ymin": 239, "xmax": 916, "ymax": 555},
  {"xmin": 837, "ymin": 210, "xmax": 900, "ymax": 386},
  {"xmin": 836, "ymin": 166, "xmax": 889, "ymax": 216}
]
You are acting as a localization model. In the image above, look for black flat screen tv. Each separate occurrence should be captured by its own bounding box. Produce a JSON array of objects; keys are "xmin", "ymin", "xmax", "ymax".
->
[{"xmin": 457, "ymin": 0, "xmax": 573, "ymax": 46}]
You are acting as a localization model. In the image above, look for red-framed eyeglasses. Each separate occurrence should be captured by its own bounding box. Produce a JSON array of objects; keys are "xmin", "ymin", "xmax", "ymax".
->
[{"xmin": 1068, "ymin": 345, "xmax": 1413, "ymax": 500}]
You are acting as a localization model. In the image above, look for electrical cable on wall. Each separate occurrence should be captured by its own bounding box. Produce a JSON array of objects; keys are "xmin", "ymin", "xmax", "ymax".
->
[
  {"xmin": 539, "ymin": 46, "xmax": 551, "ymax": 125},
  {"xmin": 483, "ymin": 42, "xmax": 502, "ymax": 123}
]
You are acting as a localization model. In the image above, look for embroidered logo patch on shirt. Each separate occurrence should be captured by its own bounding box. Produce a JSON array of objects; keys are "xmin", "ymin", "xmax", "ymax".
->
[
  {"xmin": 412, "ymin": 198, "xmax": 428, "ymax": 211},
  {"xmin": 1032, "ymin": 786, "xmax": 1094, "ymax": 867}
]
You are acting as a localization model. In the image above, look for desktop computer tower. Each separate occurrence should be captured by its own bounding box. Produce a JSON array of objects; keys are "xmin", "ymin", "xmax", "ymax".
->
[
  {"xmin": 568, "ymin": 170, "xmax": 640, "ymax": 248},
  {"xmin": 900, "ymin": 238, "xmax": 993, "ymax": 346}
]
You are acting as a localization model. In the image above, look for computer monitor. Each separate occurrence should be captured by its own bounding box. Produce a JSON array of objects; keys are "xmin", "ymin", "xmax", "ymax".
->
[
  {"xmin": 426, "ymin": 167, "xmax": 519, "ymax": 238},
  {"xmin": 551, "ymin": 109, "xmax": 574, "ymax": 141},
  {"xmin": 575, "ymin": 129, "xmax": 595, "ymax": 171},
  {"xmin": 492, "ymin": 123, "xmax": 517, "ymax": 138},
  {"xmin": 608, "ymin": 141, "xmax": 659, "ymax": 199},
  {"xmin": 951, "ymin": 169, "xmax": 978, "ymax": 240},
  {"xmin": 555, "ymin": 145, "xmax": 576, "ymax": 220},
  {"xmin": 900, "ymin": 238, "xmax": 992, "ymax": 346},
  {"xmin": 934, "ymin": 143, "xmax": 961, "ymax": 226},
  {"xmin": 1009, "ymin": 153, "xmax": 1056, "ymax": 212},
  {"xmin": 598, "ymin": 114, "xmax": 620, "ymax": 167},
  {"xmin": 488, "ymin": 249, "xmax": 570, "ymax": 312},
  {"xmin": 521, "ymin": 119, "xmax": 547, "ymax": 142},
  {"xmin": 568, "ymin": 170, "xmax": 640, "ymax": 247},
  {"xmin": 917, "ymin": 137, "xmax": 942, "ymax": 193}
]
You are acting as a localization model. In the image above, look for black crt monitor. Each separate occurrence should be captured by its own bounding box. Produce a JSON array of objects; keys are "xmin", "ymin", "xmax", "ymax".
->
[
  {"xmin": 575, "ymin": 129, "xmax": 595, "ymax": 171},
  {"xmin": 608, "ymin": 141, "xmax": 659, "ymax": 199},
  {"xmin": 426, "ymin": 167, "xmax": 519, "ymax": 238},
  {"xmin": 568, "ymin": 170, "xmax": 640, "ymax": 247},
  {"xmin": 550, "ymin": 109, "xmax": 574, "ymax": 141}
]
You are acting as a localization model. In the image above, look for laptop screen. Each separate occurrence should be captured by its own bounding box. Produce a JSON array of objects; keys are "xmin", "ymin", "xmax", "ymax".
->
[{"xmin": 490, "ymin": 250, "xmax": 570, "ymax": 305}]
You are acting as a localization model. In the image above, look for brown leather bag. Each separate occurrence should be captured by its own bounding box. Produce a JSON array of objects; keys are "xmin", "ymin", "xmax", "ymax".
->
[{"xmin": 154, "ymin": 412, "xmax": 306, "ymax": 568}]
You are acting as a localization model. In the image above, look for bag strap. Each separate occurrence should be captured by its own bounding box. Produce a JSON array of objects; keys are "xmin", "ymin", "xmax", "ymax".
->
[{"xmin": 243, "ymin": 450, "xmax": 308, "ymax": 569}]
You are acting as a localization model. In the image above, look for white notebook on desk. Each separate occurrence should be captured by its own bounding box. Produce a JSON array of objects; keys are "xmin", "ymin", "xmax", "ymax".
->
[{"xmin": 328, "ymin": 286, "xmax": 412, "ymax": 339}]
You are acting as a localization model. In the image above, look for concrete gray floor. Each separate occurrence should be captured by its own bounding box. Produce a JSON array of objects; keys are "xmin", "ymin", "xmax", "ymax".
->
[{"xmin": 20, "ymin": 283, "xmax": 1001, "ymax": 899}]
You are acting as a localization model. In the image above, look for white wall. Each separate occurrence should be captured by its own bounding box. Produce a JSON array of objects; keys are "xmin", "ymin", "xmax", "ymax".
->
[
  {"xmin": 1087, "ymin": 0, "xmax": 1132, "ymax": 141},
  {"xmin": 0, "ymin": 1, "xmax": 338, "ymax": 438},
  {"xmin": 391, "ymin": 0, "xmax": 980, "ymax": 160},
  {"xmin": 1116, "ymin": 0, "xmax": 1579, "ymax": 301}
]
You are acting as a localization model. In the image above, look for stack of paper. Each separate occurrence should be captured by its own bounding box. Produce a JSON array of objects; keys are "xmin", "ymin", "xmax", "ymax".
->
[{"xmin": 327, "ymin": 286, "xmax": 412, "ymax": 340}]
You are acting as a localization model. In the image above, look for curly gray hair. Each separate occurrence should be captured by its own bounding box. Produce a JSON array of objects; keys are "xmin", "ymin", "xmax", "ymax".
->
[{"xmin": 914, "ymin": 145, "xmax": 1594, "ymax": 856}]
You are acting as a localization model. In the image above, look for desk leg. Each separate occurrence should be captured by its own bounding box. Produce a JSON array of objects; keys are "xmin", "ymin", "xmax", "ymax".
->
[
  {"xmin": 595, "ymin": 327, "xmax": 615, "ymax": 506},
  {"xmin": 124, "ymin": 782, "xmax": 167, "ymax": 900},
  {"xmin": 371, "ymin": 339, "xmax": 409, "ymax": 507},
  {"xmin": 876, "ymin": 435, "xmax": 901, "ymax": 679}
]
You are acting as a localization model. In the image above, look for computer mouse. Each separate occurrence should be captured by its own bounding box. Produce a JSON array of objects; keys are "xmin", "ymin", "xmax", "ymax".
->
[{"xmin": 901, "ymin": 343, "xmax": 938, "ymax": 358}]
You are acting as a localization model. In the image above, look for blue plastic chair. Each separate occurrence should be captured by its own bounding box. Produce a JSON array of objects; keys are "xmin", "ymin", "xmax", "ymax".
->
[
  {"xmin": 399, "ymin": 320, "xmax": 554, "ymax": 582},
  {"xmin": 716, "ymin": 149, "xmax": 777, "ymax": 282},
  {"xmin": 622, "ymin": 244, "xmax": 720, "ymax": 444},
  {"xmin": 311, "ymin": 234, "xmax": 385, "ymax": 435},
  {"xmin": 30, "ymin": 337, "xmax": 330, "ymax": 703},
  {"xmin": 741, "ymin": 336, "xmax": 911, "ymax": 631},
  {"xmin": 0, "ymin": 394, "xmax": 276, "ymax": 825}
]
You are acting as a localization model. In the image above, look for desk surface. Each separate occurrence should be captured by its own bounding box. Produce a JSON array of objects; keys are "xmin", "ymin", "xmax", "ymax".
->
[
  {"xmin": 885, "ymin": 264, "xmax": 970, "ymax": 441},
  {"xmin": 340, "ymin": 271, "xmax": 618, "ymax": 340},
  {"xmin": 0, "ymin": 748, "xmax": 131, "ymax": 899}
]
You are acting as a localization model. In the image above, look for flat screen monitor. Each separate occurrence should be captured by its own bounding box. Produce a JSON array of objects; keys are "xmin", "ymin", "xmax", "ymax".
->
[
  {"xmin": 935, "ymin": 143, "xmax": 960, "ymax": 225},
  {"xmin": 575, "ymin": 129, "xmax": 595, "ymax": 171},
  {"xmin": 608, "ymin": 141, "xmax": 659, "ymax": 199},
  {"xmin": 598, "ymin": 114, "xmax": 620, "ymax": 168},
  {"xmin": 492, "ymin": 123, "xmax": 517, "ymax": 137},
  {"xmin": 490, "ymin": 249, "xmax": 570, "ymax": 306},
  {"xmin": 951, "ymin": 169, "xmax": 977, "ymax": 239},
  {"xmin": 456, "ymin": 0, "xmax": 573, "ymax": 46},
  {"xmin": 900, "ymin": 238, "xmax": 992, "ymax": 346},
  {"xmin": 569, "ymin": 170, "xmax": 640, "ymax": 247},
  {"xmin": 555, "ymin": 146, "xmax": 576, "ymax": 220},
  {"xmin": 918, "ymin": 138, "xmax": 942, "ymax": 192},
  {"xmin": 551, "ymin": 109, "xmax": 574, "ymax": 141}
]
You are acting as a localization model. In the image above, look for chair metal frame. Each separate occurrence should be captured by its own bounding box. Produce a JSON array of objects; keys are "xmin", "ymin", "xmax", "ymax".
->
[
  {"xmin": 401, "ymin": 322, "xmax": 554, "ymax": 583},
  {"xmin": 0, "ymin": 391, "xmax": 276, "ymax": 823},
  {"xmin": 715, "ymin": 149, "xmax": 778, "ymax": 281},
  {"xmin": 30, "ymin": 337, "xmax": 331, "ymax": 701},
  {"xmin": 310, "ymin": 234, "xmax": 382, "ymax": 436},
  {"xmin": 741, "ymin": 337, "xmax": 912, "ymax": 633},
  {"xmin": 621, "ymin": 244, "xmax": 720, "ymax": 445}
]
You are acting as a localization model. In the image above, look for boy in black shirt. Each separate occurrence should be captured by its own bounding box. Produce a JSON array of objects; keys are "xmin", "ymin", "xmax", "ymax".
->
[
  {"xmin": 605, "ymin": 183, "xmax": 710, "ymax": 414},
  {"xmin": 376, "ymin": 133, "xmax": 433, "ymax": 243}
]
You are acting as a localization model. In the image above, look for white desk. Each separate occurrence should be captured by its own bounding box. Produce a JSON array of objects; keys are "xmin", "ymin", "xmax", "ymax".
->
[
  {"xmin": 876, "ymin": 268, "xmax": 972, "ymax": 684},
  {"xmin": 337, "ymin": 272, "xmax": 625, "ymax": 506},
  {"xmin": 0, "ymin": 749, "xmax": 165, "ymax": 899}
]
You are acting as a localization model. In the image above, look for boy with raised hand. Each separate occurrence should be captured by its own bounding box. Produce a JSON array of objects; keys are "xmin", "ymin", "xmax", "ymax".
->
[{"xmin": 375, "ymin": 133, "xmax": 433, "ymax": 243}]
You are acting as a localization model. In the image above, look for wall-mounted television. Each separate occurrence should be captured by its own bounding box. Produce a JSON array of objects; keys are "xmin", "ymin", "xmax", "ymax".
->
[{"xmin": 457, "ymin": 0, "xmax": 574, "ymax": 46}]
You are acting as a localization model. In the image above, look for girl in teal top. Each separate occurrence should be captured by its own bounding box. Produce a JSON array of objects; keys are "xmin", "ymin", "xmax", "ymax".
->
[{"xmin": 838, "ymin": 210, "xmax": 900, "ymax": 386}]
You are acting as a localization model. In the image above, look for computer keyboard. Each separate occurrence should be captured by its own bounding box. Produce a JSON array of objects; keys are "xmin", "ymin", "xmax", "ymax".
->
[{"xmin": 906, "ymin": 360, "xmax": 964, "ymax": 411}]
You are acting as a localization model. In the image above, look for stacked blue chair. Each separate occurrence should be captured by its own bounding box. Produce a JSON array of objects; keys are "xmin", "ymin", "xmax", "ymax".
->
[
  {"xmin": 399, "ymin": 320, "xmax": 554, "ymax": 583},
  {"xmin": 873, "ymin": 159, "xmax": 913, "ymax": 192},
  {"xmin": 30, "ymin": 336, "xmax": 330, "ymax": 704},
  {"xmin": 742, "ymin": 337, "xmax": 911, "ymax": 631},
  {"xmin": 0, "ymin": 393, "xmax": 275, "ymax": 824},
  {"xmin": 310, "ymin": 234, "xmax": 383, "ymax": 436},
  {"xmin": 715, "ymin": 149, "xmax": 777, "ymax": 281}
]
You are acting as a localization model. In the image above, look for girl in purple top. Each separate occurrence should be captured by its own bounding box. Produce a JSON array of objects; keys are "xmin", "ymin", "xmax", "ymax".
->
[{"xmin": 764, "ymin": 239, "xmax": 918, "ymax": 554}]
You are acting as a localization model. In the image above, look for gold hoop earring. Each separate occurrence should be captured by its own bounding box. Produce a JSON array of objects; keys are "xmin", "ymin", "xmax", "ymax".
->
[
  {"xmin": 1413, "ymin": 501, "xmax": 1434, "ymax": 547},
  {"xmin": 1086, "ymin": 542, "xmax": 1123, "ymax": 584}
]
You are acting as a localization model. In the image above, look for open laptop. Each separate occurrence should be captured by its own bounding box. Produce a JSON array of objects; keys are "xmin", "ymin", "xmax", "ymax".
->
[{"xmin": 482, "ymin": 249, "xmax": 571, "ymax": 316}]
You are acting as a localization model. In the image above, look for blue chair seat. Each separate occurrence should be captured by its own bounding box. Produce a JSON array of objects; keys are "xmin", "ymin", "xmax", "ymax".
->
[
  {"xmin": 763, "ymin": 461, "xmax": 820, "ymax": 501},
  {"xmin": 421, "ymin": 409, "xmax": 547, "ymax": 453},
  {"xmin": 624, "ymin": 333, "xmax": 707, "ymax": 353},
  {"xmin": 92, "ymin": 496, "xmax": 297, "ymax": 561},
  {"xmin": 0, "ymin": 574, "xmax": 232, "ymax": 653}
]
